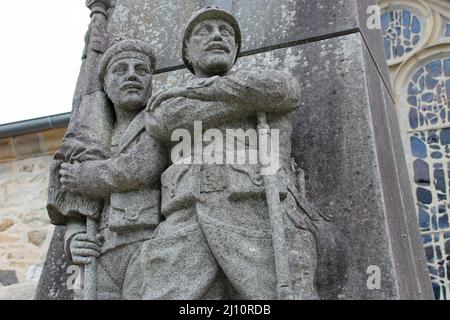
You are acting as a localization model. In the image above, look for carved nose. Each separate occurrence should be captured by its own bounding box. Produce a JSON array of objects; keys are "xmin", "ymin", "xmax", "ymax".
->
[
  {"xmin": 126, "ymin": 73, "xmax": 139, "ymax": 82},
  {"xmin": 211, "ymin": 29, "xmax": 223, "ymax": 42}
]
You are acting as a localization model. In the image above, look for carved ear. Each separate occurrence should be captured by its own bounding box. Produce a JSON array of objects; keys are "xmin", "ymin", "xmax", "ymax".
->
[{"xmin": 184, "ymin": 43, "xmax": 191, "ymax": 64}]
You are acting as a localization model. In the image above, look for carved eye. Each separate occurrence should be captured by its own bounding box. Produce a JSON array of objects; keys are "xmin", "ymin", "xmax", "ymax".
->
[
  {"xmin": 135, "ymin": 65, "xmax": 150, "ymax": 76},
  {"xmin": 113, "ymin": 64, "xmax": 127, "ymax": 75},
  {"xmin": 194, "ymin": 25, "xmax": 210, "ymax": 36},
  {"xmin": 220, "ymin": 27, "xmax": 233, "ymax": 37}
]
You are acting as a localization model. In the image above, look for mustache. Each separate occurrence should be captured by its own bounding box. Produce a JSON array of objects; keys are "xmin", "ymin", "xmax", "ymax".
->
[
  {"xmin": 204, "ymin": 41, "xmax": 231, "ymax": 53},
  {"xmin": 121, "ymin": 81, "xmax": 144, "ymax": 90}
]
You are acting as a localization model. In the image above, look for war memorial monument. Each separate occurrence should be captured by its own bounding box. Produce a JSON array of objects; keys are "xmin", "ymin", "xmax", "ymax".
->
[{"xmin": 35, "ymin": 0, "xmax": 435, "ymax": 300}]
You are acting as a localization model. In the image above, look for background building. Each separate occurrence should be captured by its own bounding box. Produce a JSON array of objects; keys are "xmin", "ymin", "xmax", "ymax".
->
[
  {"xmin": 0, "ymin": 122, "xmax": 67, "ymax": 299},
  {"xmin": 379, "ymin": 0, "xmax": 450, "ymax": 300},
  {"xmin": 0, "ymin": 0, "xmax": 449, "ymax": 299}
]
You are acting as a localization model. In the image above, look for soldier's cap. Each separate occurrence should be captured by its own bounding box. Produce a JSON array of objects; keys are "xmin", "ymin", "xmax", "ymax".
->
[
  {"xmin": 182, "ymin": 6, "xmax": 242, "ymax": 74},
  {"xmin": 99, "ymin": 39, "xmax": 156, "ymax": 82}
]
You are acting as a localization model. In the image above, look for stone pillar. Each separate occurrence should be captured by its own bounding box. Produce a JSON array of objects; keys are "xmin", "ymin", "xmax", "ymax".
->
[
  {"xmin": 34, "ymin": 227, "xmax": 73, "ymax": 300},
  {"xmin": 37, "ymin": 0, "xmax": 434, "ymax": 299}
]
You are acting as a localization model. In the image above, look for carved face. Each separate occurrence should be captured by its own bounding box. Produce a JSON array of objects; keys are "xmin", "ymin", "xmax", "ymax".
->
[
  {"xmin": 186, "ymin": 19, "xmax": 238, "ymax": 77},
  {"xmin": 104, "ymin": 57, "xmax": 153, "ymax": 111}
]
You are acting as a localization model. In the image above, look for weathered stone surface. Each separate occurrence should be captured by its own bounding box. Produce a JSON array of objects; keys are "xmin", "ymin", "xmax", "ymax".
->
[
  {"xmin": 146, "ymin": 31, "xmax": 433, "ymax": 300},
  {"xmin": 34, "ymin": 227, "xmax": 73, "ymax": 300},
  {"xmin": 285, "ymin": 34, "xmax": 396, "ymax": 299},
  {"xmin": 361, "ymin": 43, "xmax": 431, "ymax": 298},
  {"xmin": 37, "ymin": 128, "xmax": 66, "ymax": 155},
  {"xmin": 0, "ymin": 128, "xmax": 67, "ymax": 164},
  {"xmin": 141, "ymin": 6, "xmax": 325, "ymax": 300},
  {"xmin": 27, "ymin": 230, "xmax": 47, "ymax": 247},
  {"xmin": 233, "ymin": 0, "xmax": 357, "ymax": 52},
  {"xmin": 0, "ymin": 138, "xmax": 15, "ymax": 163},
  {"xmin": 46, "ymin": 38, "xmax": 165, "ymax": 300},
  {"xmin": 355, "ymin": 0, "xmax": 393, "ymax": 97},
  {"xmin": 0, "ymin": 281, "xmax": 38, "ymax": 300},
  {"xmin": 0, "ymin": 156, "xmax": 54, "ymax": 299},
  {"xmin": 0, "ymin": 270, "xmax": 18, "ymax": 286},
  {"xmin": 109, "ymin": 0, "xmax": 360, "ymax": 71},
  {"xmin": 12, "ymin": 134, "xmax": 42, "ymax": 160},
  {"xmin": 0, "ymin": 219, "xmax": 14, "ymax": 232},
  {"xmin": 289, "ymin": 33, "xmax": 432, "ymax": 299},
  {"xmin": 37, "ymin": 0, "xmax": 433, "ymax": 300}
]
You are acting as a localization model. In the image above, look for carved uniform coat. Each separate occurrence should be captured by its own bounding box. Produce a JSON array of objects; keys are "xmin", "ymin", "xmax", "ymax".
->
[
  {"xmin": 65, "ymin": 111, "xmax": 167, "ymax": 299},
  {"xmin": 142, "ymin": 70, "xmax": 321, "ymax": 300}
]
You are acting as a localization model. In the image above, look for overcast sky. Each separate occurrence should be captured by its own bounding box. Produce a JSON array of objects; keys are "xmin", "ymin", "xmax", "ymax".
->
[{"xmin": 0, "ymin": 1, "xmax": 90, "ymax": 125}]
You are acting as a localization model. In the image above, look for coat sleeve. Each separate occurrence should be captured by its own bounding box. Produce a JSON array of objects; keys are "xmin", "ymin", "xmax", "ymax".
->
[
  {"xmin": 73, "ymin": 131, "xmax": 168, "ymax": 198},
  {"xmin": 147, "ymin": 69, "xmax": 301, "ymax": 140},
  {"xmin": 149, "ymin": 98, "xmax": 244, "ymax": 141},
  {"xmin": 186, "ymin": 69, "xmax": 301, "ymax": 113}
]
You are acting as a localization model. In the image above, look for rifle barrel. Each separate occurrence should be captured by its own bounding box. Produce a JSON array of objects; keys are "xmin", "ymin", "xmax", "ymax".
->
[{"xmin": 257, "ymin": 112, "xmax": 293, "ymax": 300}]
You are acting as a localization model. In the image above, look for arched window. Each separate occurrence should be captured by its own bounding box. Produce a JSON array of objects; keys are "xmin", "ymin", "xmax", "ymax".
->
[
  {"xmin": 381, "ymin": 0, "xmax": 450, "ymax": 299},
  {"xmin": 379, "ymin": 1, "xmax": 433, "ymax": 67},
  {"xmin": 381, "ymin": 9, "xmax": 423, "ymax": 61},
  {"xmin": 406, "ymin": 57, "xmax": 450, "ymax": 300}
]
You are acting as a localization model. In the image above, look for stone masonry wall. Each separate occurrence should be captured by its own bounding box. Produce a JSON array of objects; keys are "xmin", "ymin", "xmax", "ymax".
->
[
  {"xmin": 0, "ymin": 156, "xmax": 54, "ymax": 299},
  {"xmin": 0, "ymin": 128, "xmax": 65, "ymax": 299}
]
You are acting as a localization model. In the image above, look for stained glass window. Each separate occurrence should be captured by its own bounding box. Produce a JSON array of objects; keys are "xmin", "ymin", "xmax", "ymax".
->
[
  {"xmin": 381, "ymin": 9, "xmax": 422, "ymax": 61},
  {"xmin": 407, "ymin": 58, "xmax": 450, "ymax": 300},
  {"xmin": 407, "ymin": 59, "xmax": 450, "ymax": 129}
]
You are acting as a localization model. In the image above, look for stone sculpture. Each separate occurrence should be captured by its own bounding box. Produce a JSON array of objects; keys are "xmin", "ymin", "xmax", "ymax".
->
[
  {"xmin": 47, "ymin": 0, "xmax": 113, "ymax": 229},
  {"xmin": 38, "ymin": 0, "xmax": 435, "ymax": 301},
  {"xmin": 53, "ymin": 39, "xmax": 167, "ymax": 300},
  {"xmin": 141, "ymin": 6, "xmax": 332, "ymax": 300}
]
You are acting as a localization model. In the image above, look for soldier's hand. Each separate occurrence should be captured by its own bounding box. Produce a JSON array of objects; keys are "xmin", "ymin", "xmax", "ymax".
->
[
  {"xmin": 70, "ymin": 233, "xmax": 103, "ymax": 265},
  {"xmin": 145, "ymin": 113, "xmax": 169, "ymax": 140},
  {"xmin": 146, "ymin": 87, "xmax": 188, "ymax": 112},
  {"xmin": 59, "ymin": 162, "xmax": 83, "ymax": 193}
]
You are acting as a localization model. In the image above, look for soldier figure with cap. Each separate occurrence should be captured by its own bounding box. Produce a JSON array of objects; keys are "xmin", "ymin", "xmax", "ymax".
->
[
  {"xmin": 58, "ymin": 39, "xmax": 167, "ymax": 300},
  {"xmin": 142, "ymin": 6, "xmax": 325, "ymax": 300}
]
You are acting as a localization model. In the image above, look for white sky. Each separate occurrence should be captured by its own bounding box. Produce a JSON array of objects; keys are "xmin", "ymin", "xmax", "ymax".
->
[{"xmin": 0, "ymin": 1, "xmax": 90, "ymax": 125}]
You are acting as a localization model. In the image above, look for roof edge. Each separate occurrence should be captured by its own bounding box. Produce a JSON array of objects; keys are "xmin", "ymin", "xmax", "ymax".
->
[{"xmin": 0, "ymin": 113, "xmax": 71, "ymax": 139}]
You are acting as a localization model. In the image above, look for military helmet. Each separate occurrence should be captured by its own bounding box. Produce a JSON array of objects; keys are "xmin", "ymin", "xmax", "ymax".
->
[{"xmin": 182, "ymin": 6, "xmax": 242, "ymax": 74}]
